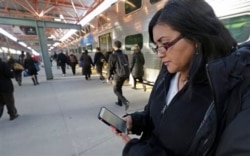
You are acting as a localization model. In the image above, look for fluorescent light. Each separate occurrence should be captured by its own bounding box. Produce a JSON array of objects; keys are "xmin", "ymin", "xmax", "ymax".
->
[
  {"xmin": 59, "ymin": 14, "xmax": 64, "ymax": 19},
  {"xmin": 57, "ymin": 0, "xmax": 118, "ymax": 46},
  {"xmin": 53, "ymin": 42, "xmax": 60, "ymax": 47},
  {"xmin": 0, "ymin": 28, "xmax": 18, "ymax": 42},
  {"xmin": 79, "ymin": 0, "xmax": 118, "ymax": 26},
  {"xmin": 31, "ymin": 49, "xmax": 40, "ymax": 55},
  {"xmin": 60, "ymin": 29, "xmax": 77, "ymax": 42},
  {"xmin": 18, "ymin": 41, "xmax": 27, "ymax": 47},
  {"xmin": 54, "ymin": 18, "xmax": 61, "ymax": 22}
]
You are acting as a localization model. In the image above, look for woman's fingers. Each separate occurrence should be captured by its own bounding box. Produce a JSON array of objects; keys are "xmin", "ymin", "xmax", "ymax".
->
[{"xmin": 111, "ymin": 127, "xmax": 131, "ymax": 144}]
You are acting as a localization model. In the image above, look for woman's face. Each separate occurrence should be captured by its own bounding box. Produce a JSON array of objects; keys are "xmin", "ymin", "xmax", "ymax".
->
[{"xmin": 152, "ymin": 24, "xmax": 196, "ymax": 74}]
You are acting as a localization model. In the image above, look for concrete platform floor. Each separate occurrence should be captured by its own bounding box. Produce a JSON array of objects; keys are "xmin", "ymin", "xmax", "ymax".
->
[{"xmin": 0, "ymin": 64, "xmax": 152, "ymax": 156}]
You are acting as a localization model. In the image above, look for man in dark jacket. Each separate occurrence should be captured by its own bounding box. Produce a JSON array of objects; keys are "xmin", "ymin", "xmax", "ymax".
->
[
  {"xmin": 18, "ymin": 51, "xmax": 25, "ymax": 65},
  {"xmin": 107, "ymin": 40, "xmax": 129, "ymax": 110},
  {"xmin": 0, "ymin": 58, "xmax": 19, "ymax": 120},
  {"xmin": 94, "ymin": 47, "xmax": 106, "ymax": 80},
  {"xmin": 57, "ymin": 51, "xmax": 68, "ymax": 77}
]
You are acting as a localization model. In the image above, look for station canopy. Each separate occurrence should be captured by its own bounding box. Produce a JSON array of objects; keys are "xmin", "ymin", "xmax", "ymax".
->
[{"xmin": 0, "ymin": 0, "xmax": 117, "ymax": 54}]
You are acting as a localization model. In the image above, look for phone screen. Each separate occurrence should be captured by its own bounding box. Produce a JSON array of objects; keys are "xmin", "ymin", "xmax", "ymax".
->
[{"xmin": 98, "ymin": 107, "xmax": 126, "ymax": 133}]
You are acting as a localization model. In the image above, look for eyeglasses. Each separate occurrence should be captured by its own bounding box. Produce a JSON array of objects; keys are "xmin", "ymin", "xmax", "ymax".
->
[{"xmin": 152, "ymin": 35, "xmax": 183, "ymax": 54}]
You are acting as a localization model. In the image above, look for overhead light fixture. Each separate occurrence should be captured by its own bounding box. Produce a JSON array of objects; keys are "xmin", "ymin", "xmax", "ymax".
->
[
  {"xmin": 60, "ymin": 29, "xmax": 77, "ymax": 42},
  {"xmin": 0, "ymin": 28, "xmax": 18, "ymax": 42},
  {"xmin": 54, "ymin": 18, "xmax": 61, "ymax": 22},
  {"xmin": 59, "ymin": 14, "xmax": 64, "ymax": 19},
  {"xmin": 18, "ymin": 41, "xmax": 27, "ymax": 47},
  {"xmin": 57, "ymin": 0, "xmax": 118, "ymax": 46},
  {"xmin": 79, "ymin": 0, "xmax": 118, "ymax": 26}
]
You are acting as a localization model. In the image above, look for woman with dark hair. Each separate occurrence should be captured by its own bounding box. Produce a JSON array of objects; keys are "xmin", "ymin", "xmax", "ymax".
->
[
  {"xmin": 24, "ymin": 52, "xmax": 39, "ymax": 85},
  {"xmin": 113, "ymin": 0, "xmax": 250, "ymax": 155}
]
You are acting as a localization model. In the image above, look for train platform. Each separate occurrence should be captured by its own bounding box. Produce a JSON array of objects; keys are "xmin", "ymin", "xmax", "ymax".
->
[{"xmin": 0, "ymin": 64, "xmax": 152, "ymax": 156}]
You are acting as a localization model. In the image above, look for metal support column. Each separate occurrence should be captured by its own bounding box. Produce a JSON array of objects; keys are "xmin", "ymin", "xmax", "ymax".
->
[{"xmin": 36, "ymin": 21, "xmax": 53, "ymax": 80}]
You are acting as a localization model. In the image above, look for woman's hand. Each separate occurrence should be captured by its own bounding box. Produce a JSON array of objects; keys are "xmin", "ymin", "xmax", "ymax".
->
[
  {"xmin": 111, "ymin": 115, "xmax": 133, "ymax": 144},
  {"xmin": 124, "ymin": 115, "xmax": 133, "ymax": 131},
  {"xmin": 111, "ymin": 127, "xmax": 131, "ymax": 144}
]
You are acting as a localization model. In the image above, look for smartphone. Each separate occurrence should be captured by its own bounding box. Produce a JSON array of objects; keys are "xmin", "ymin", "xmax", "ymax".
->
[{"xmin": 98, "ymin": 107, "xmax": 127, "ymax": 133}]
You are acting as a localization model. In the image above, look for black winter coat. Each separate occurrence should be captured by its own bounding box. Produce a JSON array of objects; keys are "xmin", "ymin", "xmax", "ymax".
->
[
  {"xmin": 80, "ymin": 53, "xmax": 94, "ymax": 75},
  {"xmin": 130, "ymin": 51, "xmax": 145, "ymax": 78},
  {"xmin": 94, "ymin": 51, "xmax": 105, "ymax": 65},
  {"xmin": 57, "ymin": 53, "xmax": 68, "ymax": 66},
  {"xmin": 0, "ymin": 59, "xmax": 14, "ymax": 93},
  {"xmin": 123, "ymin": 42, "xmax": 250, "ymax": 156},
  {"xmin": 24, "ymin": 58, "xmax": 37, "ymax": 75}
]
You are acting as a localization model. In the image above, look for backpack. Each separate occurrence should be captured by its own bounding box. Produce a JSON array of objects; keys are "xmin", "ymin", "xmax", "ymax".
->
[{"xmin": 115, "ymin": 53, "xmax": 130, "ymax": 78}]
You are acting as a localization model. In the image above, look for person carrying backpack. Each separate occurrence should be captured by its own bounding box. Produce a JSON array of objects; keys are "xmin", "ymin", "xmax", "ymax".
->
[{"xmin": 107, "ymin": 40, "xmax": 130, "ymax": 110}]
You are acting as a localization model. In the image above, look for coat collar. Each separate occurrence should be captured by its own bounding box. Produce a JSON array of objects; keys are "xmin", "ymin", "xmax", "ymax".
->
[{"xmin": 207, "ymin": 41, "xmax": 250, "ymax": 115}]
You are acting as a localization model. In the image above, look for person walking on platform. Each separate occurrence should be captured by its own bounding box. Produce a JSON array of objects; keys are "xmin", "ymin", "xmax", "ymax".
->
[
  {"xmin": 94, "ymin": 47, "xmax": 106, "ymax": 80},
  {"xmin": 18, "ymin": 51, "xmax": 25, "ymax": 65},
  {"xmin": 53, "ymin": 52, "xmax": 60, "ymax": 69},
  {"xmin": 57, "ymin": 51, "xmax": 68, "ymax": 77},
  {"xmin": 112, "ymin": 0, "xmax": 250, "ymax": 156},
  {"xmin": 105, "ymin": 48, "xmax": 114, "ymax": 62},
  {"xmin": 7, "ymin": 54, "xmax": 23, "ymax": 86},
  {"xmin": 0, "ymin": 57, "xmax": 19, "ymax": 120},
  {"xmin": 69, "ymin": 52, "xmax": 78, "ymax": 75},
  {"xmin": 80, "ymin": 50, "xmax": 94, "ymax": 80},
  {"xmin": 130, "ymin": 44, "xmax": 146, "ymax": 91},
  {"xmin": 24, "ymin": 52, "xmax": 39, "ymax": 85},
  {"xmin": 107, "ymin": 40, "xmax": 130, "ymax": 110}
]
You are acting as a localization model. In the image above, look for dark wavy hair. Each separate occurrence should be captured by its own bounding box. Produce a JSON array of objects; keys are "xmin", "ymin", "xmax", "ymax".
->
[
  {"xmin": 114, "ymin": 40, "xmax": 122, "ymax": 49},
  {"xmin": 149, "ymin": 0, "xmax": 237, "ymax": 84}
]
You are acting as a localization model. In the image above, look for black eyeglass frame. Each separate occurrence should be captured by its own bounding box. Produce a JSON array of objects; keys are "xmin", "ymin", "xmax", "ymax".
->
[{"xmin": 152, "ymin": 35, "xmax": 184, "ymax": 54}]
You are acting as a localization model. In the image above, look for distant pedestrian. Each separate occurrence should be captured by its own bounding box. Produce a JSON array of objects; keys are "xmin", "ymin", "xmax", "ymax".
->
[
  {"xmin": 94, "ymin": 47, "xmax": 106, "ymax": 80},
  {"xmin": 80, "ymin": 50, "xmax": 94, "ymax": 80},
  {"xmin": 18, "ymin": 51, "xmax": 25, "ymax": 65},
  {"xmin": 57, "ymin": 51, "xmax": 68, "ymax": 77},
  {"xmin": 107, "ymin": 40, "xmax": 130, "ymax": 110},
  {"xmin": 24, "ymin": 52, "xmax": 39, "ymax": 85},
  {"xmin": 0, "ymin": 57, "xmax": 19, "ymax": 120},
  {"xmin": 53, "ymin": 52, "xmax": 60, "ymax": 69},
  {"xmin": 130, "ymin": 44, "xmax": 146, "ymax": 91},
  {"xmin": 7, "ymin": 55, "xmax": 23, "ymax": 86},
  {"xmin": 69, "ymin": 52, "xmax": 78, "ymax": 75}
]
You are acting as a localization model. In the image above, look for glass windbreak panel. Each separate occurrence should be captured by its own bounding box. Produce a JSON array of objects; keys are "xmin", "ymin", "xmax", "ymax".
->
[
  {"xmin": 221, "ymin": 15, "xmax": 250, "ymax": 43},
  {"xmin": 150, "ymin": 0, "xmax": 162, "ymax": 4},
  {"xmin": 125, "ymin": 0, "xmax": 142, "ymax": 14},
  {"xmin": 125, "ymin": 34, "xmax": 143, "ymax": 51}
]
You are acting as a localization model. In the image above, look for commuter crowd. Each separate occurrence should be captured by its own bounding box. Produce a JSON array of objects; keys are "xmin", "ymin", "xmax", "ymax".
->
[{"xmin": 0, "ymin": 42, "xmax": 147, "ymax": 121}]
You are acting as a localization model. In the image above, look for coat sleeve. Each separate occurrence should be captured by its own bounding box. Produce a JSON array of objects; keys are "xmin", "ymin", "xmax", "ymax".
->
[
  {"xmin": 216, "ymin": 87, "xmax": 250, "ymax": 156},
  {"xmin": 123, "ymin": 138, "xmax": 167, "ymax": 156}
]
